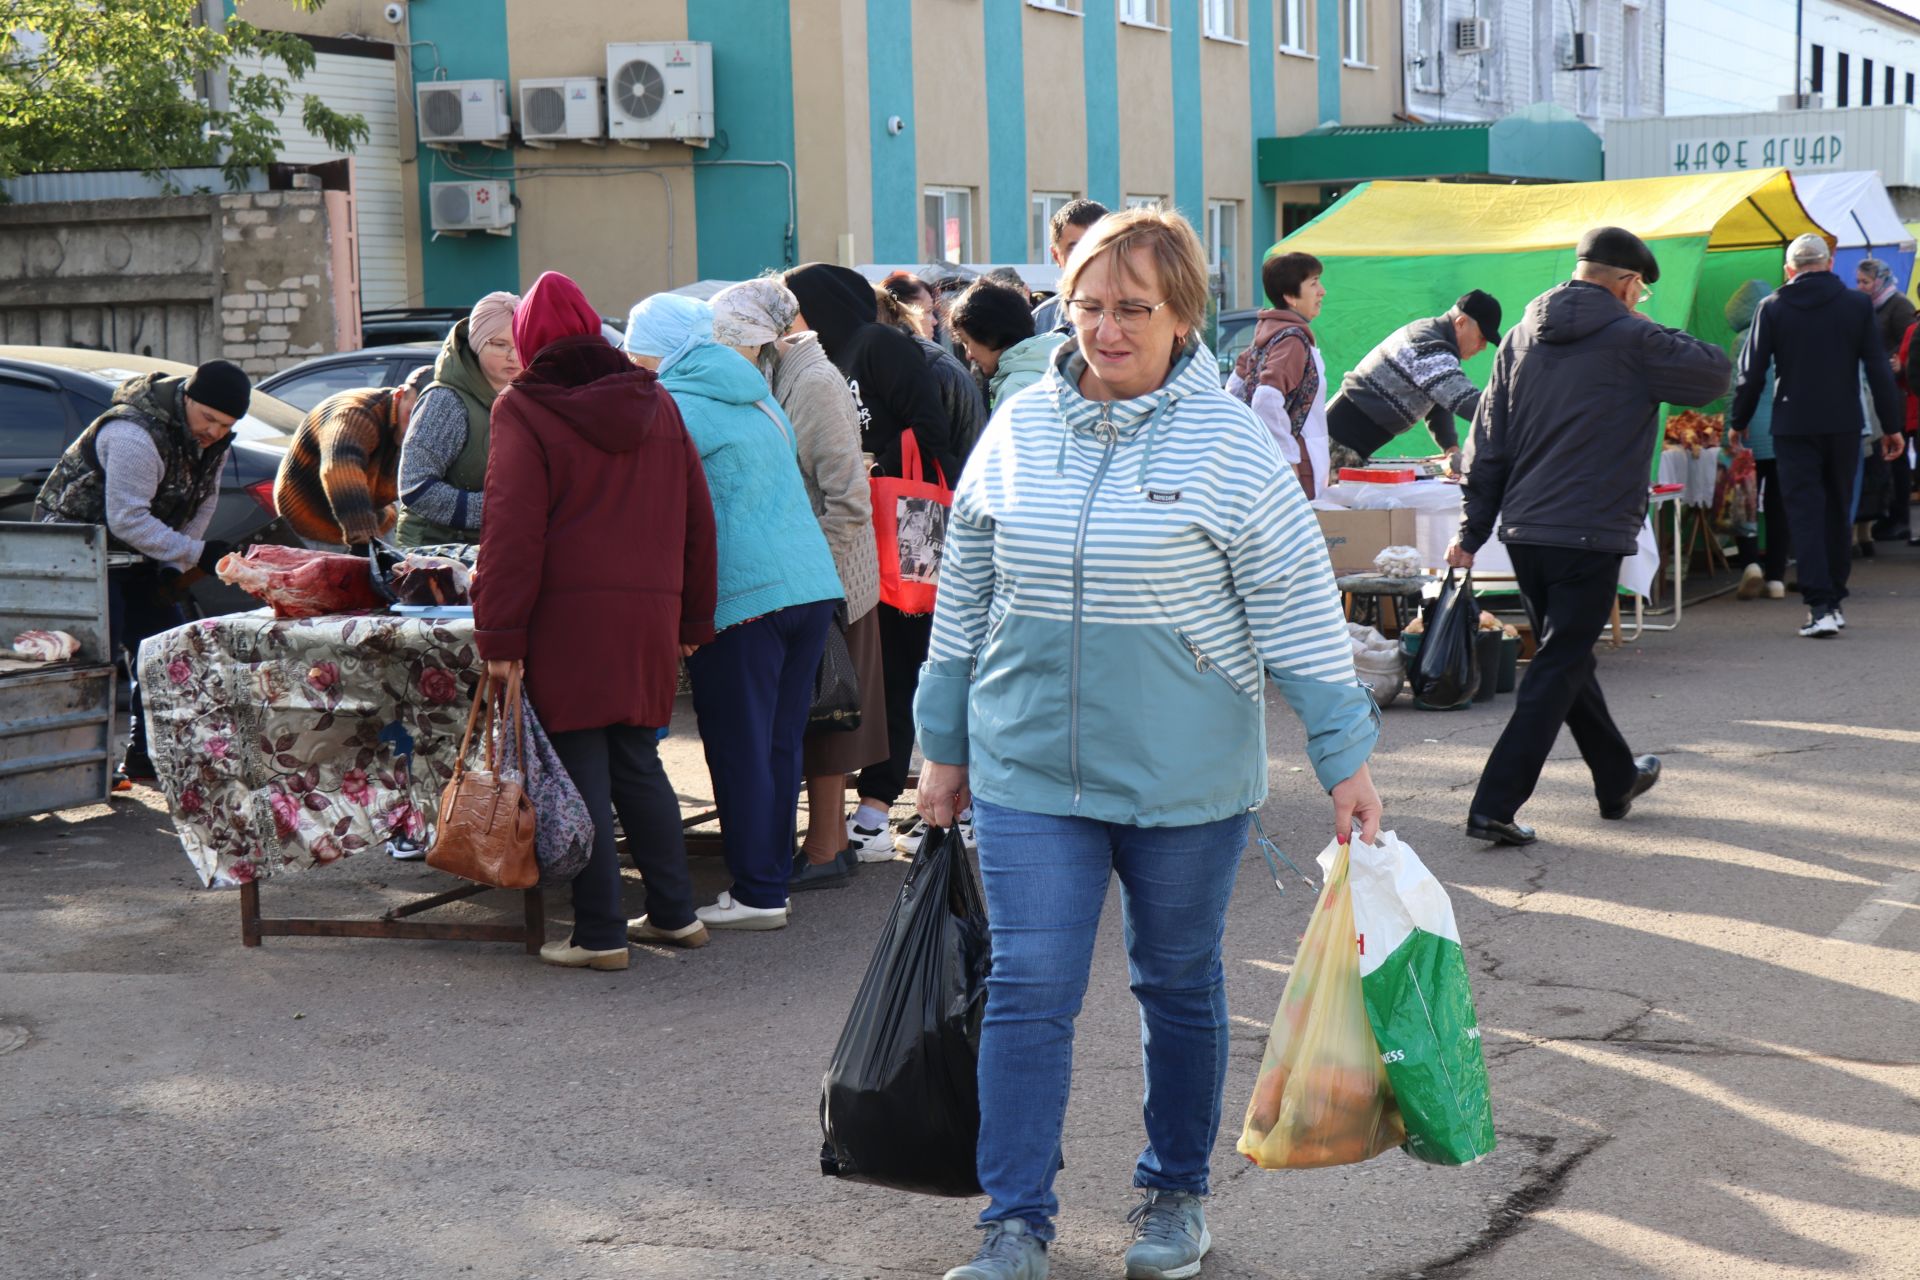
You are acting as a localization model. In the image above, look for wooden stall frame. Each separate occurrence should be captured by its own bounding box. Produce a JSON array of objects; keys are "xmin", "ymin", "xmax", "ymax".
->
[{"xmin": 239, "ymin": 878, "xmax": 545, "ymax": 953}]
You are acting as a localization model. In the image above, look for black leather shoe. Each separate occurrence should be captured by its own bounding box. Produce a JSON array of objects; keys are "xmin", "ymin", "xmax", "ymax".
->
[
  {"xmin": 788, "ymin": 855, "xmax": 850, "ymax": 893},
  {"xmin": 1601, "ymin": 755, "xmax": 1661, "ymax": 820},
  {"xmin": 1467, "ymin": 815, "xmax": 1536, "ymax": 846}
]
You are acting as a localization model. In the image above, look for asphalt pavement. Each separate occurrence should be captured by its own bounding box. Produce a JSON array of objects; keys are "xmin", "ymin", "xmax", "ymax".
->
[{"xmin": 3, "ymin": 549, "xmax": 1917, "ymax": 1280}]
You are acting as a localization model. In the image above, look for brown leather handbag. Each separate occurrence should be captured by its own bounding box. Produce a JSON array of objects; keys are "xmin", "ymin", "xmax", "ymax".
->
[{"xmin": 426, "ymin": 670, "xmax": 539, "ymax": 890}]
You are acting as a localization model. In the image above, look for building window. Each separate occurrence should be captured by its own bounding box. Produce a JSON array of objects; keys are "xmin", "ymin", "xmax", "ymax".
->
[
  {"xmin": 1839, "ymin": 52, "xmax": 1849, "ymax": 107},
  {"xmin": 1810, "ymin": 44, "xmax": 1824, "ymax": 94},
  {"xmin": 1622, "ymin": 4, "xmax": 1643, "ymax": 117},
  {"xmin": 1343, "ymin": 0, "xmax": 1368, "ymax": 64},
  {"xmin": 1026, "ymin": 0, "xmax": 1083, "ymax": 13},
  {"xmin": 1120, "ymin": 0, "xmax": 1163, "ymax": 27},
  {"xmin": 1866, "ymin": 57, "xmax": 1876, "ymax": 105},
  {"xmin": 1206, "ymin": 200, "xmax": 1239, "ymax": 309},
  {"xmin": 1124, "ymin": 194, "xmax": 1165, "ymax": 210},
  {"xmin": 1031, "ymin": 191, "xmax": 1076, "ymax": 260},
  {"xmin": 1203, "ymin": 0, "xmax": 1237, "ymax": 41},
  {"xmin": 1412, "ymin": 0, "xmax": 1442, "ymax": 92},
  {"xmin": 1279, "ymin": 0, "xmax": 1310, "ymax": 54},
  {"xmin": 1887, "ymin": 64, "xmax": 1896, "ymax": 105},
  {"xmin": 1907, "ymin": 72, "xmax": 1914, "ymax": 104},
  {"xmin": 923, "ymin": 187, "xmax": 975, "ymax": 264}
]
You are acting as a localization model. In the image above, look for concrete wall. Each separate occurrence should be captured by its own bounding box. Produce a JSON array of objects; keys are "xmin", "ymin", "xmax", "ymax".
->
[{"xmin": 0, "ymin": 191, "xmax": 340, "ymax": 375}]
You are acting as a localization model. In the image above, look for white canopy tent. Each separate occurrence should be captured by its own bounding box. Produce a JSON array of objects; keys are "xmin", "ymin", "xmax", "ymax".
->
[{"xmin": 1791, "ymin": 170, "xmax": 1916, "ymax": 285}]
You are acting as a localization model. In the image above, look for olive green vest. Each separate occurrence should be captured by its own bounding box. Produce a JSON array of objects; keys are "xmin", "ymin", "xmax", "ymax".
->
[{"xmin": 395, "ymin": 317, "xmax": 499, "ymax": 547}]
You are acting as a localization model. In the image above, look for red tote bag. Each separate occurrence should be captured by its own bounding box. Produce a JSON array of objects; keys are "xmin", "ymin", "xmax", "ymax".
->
[{"xmin": 870, "ymin": 429, "xmax": 952, "ymax": 615}]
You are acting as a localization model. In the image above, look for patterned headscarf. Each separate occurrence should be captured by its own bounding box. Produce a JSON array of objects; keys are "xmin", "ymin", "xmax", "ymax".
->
[{"xmin": 710, "ymin": 279, "xmax": 801, "ymax": 350}]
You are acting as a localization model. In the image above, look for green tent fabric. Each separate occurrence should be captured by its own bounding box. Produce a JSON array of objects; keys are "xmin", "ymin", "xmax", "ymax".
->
[{"xmin": 1272, "ymin": 171, "xmax": 1829, "ymax": 456}]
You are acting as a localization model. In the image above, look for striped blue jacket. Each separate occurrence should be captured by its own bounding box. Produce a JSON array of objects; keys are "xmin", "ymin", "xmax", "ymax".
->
[{"xmin": 913, "ymin": 339, "xmax": 1380, "ymax": 828}]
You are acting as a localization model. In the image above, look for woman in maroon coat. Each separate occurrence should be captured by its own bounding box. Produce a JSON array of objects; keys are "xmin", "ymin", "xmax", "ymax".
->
[{"xmin": 474, "ymin": 271, "xmax": 719, "ymax": 970}]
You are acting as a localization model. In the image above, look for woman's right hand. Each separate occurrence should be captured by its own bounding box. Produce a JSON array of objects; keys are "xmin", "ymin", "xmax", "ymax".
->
[{"xmin": 916, "ymin": 761, "xmax": 972, "ymax": 829}]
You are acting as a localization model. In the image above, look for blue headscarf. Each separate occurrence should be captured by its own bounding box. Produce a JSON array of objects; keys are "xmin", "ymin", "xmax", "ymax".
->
[{"xmin": 623, "ymin": 293, "xmax": 714, "ymax": 376}]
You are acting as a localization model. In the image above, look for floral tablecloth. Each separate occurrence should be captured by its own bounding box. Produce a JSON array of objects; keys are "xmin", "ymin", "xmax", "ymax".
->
[{"xmin": 138, "ymin": 611, "xmax": 482, "ymax": 888}]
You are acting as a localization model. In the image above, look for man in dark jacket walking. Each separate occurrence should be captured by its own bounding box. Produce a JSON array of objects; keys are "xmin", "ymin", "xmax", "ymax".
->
[
  {"xmin": 1447, "ymin": 227, "xmax": 1732, "ymax": 846},
  {"xmin": 1729, "ymin": 233, "xmax": 1904, "ymax": 638}
]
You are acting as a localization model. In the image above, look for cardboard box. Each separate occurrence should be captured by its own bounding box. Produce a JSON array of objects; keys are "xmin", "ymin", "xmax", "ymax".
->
[{"xmin": 1315, "ymin": 508, "xmax": 1418, "ymax": 575}]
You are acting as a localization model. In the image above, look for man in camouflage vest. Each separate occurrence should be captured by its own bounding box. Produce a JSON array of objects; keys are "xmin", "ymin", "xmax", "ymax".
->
[{"xmin": 36, "ymin": 360, "xmax": 250, "ymax": 789}]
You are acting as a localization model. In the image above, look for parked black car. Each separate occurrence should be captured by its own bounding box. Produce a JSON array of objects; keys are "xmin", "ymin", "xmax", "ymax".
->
[
  {"xmin": 1214, "ymin": 308, "xmax": 1258, "ymax": 385},
  {"xmin": 0, "ymin": 346, "xmax": 301, "ymax": 614},
  {"xmin": 257, "ymin": 342, "xmax": 439, "ymax": 414}
]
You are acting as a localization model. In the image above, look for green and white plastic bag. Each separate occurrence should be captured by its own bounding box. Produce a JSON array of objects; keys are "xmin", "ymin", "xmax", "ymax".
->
[{"xmin": 1327, "ymin": 830, "xmax": 1496, "ymax": 1165}]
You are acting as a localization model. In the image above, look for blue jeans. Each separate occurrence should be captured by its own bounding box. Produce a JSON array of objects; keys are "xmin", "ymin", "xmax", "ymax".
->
[{"xmin": 969, "ymin": 798, "xmax": 1251, "ymax": 1242}]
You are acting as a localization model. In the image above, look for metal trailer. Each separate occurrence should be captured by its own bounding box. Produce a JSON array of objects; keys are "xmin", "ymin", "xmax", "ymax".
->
[{"xmin": 0, "ymin": 521, "xmax": 114, "ymax": 821}]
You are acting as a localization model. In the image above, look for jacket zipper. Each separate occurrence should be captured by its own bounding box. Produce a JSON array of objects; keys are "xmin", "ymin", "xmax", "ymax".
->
[
  {"xmin": 1176, "ymin": 630, "xmax": 1258, "ymax": 700},
  {"xmin": 1069, "ymin": 412, "xmax": 1119, "ymax": 812}
]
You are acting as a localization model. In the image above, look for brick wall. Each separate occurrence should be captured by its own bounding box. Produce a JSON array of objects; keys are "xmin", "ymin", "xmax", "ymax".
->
[{"xmin": 216, "ymin": 191, "xmax": 339, "ymax": 379}]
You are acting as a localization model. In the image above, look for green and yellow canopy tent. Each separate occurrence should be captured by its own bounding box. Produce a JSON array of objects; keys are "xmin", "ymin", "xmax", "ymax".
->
[{"xmin": 1273, "ymin": 169, "xmax": 1831, "ymax": 457}]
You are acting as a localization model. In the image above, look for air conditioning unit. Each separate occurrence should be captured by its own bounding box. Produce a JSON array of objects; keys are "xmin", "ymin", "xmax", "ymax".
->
[
  {"xmin": 416, "ymin": 78, "xmax": 511, "ymax": 148},
  {"xmin": 1453, "ymin": 17, "xmax": 1492, "ymax": 53},
  {"xmin": 1779, "ymin": 92, "xmax": 1826, "ymax": 110},
  {"xmin": 1568, "ymin": 31, "xmax": 1600, "ymax": 71},
  {"xmin": 606, "ymin": 41, "xmax": 714, "ymax": 146},
  {"xmin": 430, "ymin": 180, "xmax": 515, "ymax": 236},
  {"xmin": 519, "ymin": 77, "xmax": 605, "ymax": 146}
]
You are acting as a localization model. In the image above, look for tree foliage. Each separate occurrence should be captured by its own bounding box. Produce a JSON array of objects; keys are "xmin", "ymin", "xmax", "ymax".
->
[{"xmin": 0, "ymin": 1, "xmax": 369, "ymax": 188}]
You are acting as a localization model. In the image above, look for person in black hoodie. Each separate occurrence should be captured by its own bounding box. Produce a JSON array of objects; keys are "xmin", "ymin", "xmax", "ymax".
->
[
  {"xmin": 1730, "ymin": 233, "xmax": 1905, "ymax": 638},
  {"xmin": 785, "ymin": 263, "xmax": 960, "ymax": 861},
  {"xmin": 1449, "ymin": 227, "xmax": 1732, "ymax": 847}
]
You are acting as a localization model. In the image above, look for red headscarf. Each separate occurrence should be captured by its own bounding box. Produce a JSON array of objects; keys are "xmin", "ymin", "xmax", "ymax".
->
[{"xmin": 512, "ymin": 271, "xmax": 602, "ymax": 365}]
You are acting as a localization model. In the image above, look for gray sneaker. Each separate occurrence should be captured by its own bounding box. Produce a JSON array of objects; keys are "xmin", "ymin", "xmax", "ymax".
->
[
  {"xmin": 944, "ymin": 1218, "xmax": 1049, "ymax": 1280},
  {"xmin": 1124, "ymin": 1189, "xmax": 1211, "ymax": 1280}
]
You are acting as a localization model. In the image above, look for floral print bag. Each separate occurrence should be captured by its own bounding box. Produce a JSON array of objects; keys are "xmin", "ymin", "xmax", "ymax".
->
[{"xmin": 498, "ymin": 697, "xmax": 593, "ymax": 886}]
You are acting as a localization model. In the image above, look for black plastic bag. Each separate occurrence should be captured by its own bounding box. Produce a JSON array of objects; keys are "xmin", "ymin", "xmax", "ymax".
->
[
  {"xmin": 1410, "ymin": 568, "xmax": 1479, "ymax": 710},
  {"xmin": 808, "ymin": 605, "xmax": 862, "ymax": 734},
  {"xmin": 820, "ymin": 825, "xmax": 990, "ymax": 1196}
]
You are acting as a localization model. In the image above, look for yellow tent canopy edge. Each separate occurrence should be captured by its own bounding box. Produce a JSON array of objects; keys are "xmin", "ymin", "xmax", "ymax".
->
[{"xmin": 1283, "ymin": 169, "xmax": 1831, "ymax": 260}]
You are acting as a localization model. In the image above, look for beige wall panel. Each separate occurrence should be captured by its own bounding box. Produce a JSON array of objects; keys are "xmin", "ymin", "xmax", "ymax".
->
[
  {"xmin": 505, "ymin": 0, "xmax": 685, "ymax": 78},
  {"xmin": 1339, "ymin": 0, "xmax": 1401, "ymax": 123},
  {"xmin": 1274, "ymin": 55, "xmax": 1322, "ymax": 135},
  {"xmin": 1200, "ymin": 39, "xmax": 1250, "ymax": 206},
  {"xmin": 912, "ymin": 0, "xmax": 990, "ymax": 257},
  {"xmin": 1115, "ymin": 26, "xmax": 1174, "ymax": 205},
  {"xmin": 792, "ymin": 0, "xmax": 870, "ymax": 264},
  {"xmin": 1023, "ymin": 8, "xmax": 1088, "ymax": 200}
]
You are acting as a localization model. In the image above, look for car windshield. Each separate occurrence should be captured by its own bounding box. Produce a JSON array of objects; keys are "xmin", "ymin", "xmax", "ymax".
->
[{"xmin": 260, "ymin": 362, "xmax": 392, "ymax": 415}]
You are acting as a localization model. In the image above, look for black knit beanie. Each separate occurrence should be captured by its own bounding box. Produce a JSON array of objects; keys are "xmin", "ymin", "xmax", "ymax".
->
[{"xmin": 183, "ymin": 360, "xmax": 252, "ymax": 419}]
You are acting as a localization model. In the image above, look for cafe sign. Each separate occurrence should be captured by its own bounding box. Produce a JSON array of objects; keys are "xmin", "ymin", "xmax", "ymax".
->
[{"xmin": 1671, "ymin": 132, "xmax": 1844, "ymax": 174}]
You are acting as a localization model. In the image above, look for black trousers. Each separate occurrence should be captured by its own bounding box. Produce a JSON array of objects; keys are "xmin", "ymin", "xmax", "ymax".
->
[
  {"xmin": 1735, "ymin": 457, "xmax": 1790, "ymax": 583},
  {"xmin": 107, "ymin": 565, "xmax": 186, "ymax": 763},
  {"xmin": 549, "ymin": 724, "xmax": 694, "ymax": 950},
  {"xmin": 1470, "ymin": 544, "xmax": 1637, "ymax": 823},
  {"xmin": 1774, "ymin": 433, "xmax": 1859, "ymax": 616},
  {"xmin": 856, "ymin": 604, "xmax": 933, "ymax": 807}
]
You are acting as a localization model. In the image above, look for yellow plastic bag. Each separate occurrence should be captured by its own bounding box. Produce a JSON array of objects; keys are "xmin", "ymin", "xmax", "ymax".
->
[{"xmin": 1237, "ymin": 841, "xmax": 1405, "ymax": 1170}]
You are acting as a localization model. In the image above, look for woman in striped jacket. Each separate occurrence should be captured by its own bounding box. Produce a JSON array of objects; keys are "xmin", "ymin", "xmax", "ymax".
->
[{"xmin": 914, "ymin": 208, "xmax": 1384, "ymax": 1280}]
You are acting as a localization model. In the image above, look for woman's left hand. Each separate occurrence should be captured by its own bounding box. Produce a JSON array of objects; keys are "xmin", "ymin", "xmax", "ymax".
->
[
  {"xmin": 1331, "ymin": 764, "xmax": 1383, "ymax": 845},
  {"xmin": 486, "ymin": 658, "xmax": 522, "ymax": 682}
]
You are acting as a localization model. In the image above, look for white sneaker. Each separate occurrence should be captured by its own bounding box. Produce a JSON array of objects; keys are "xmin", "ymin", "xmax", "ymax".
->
[
  {"xmin": 896, "ymin": 813, "xmax": 977, "ymax": 856},
  {"xmin": 847, "ymin": 814, "xmax": 901, "ymax": 863},
  {"xmin": 1737, "ymin": 563, "xmax": 1764, "ymax": 599},
  {"xmin": 1766, "ymin": 580, "xmax": 1786, "ymax": 599},
  {"xmin": 695, "ymin": 891, "xmax": 788, "ymax": 931},
  {"xmin": 386, "ymin": 837, "xmax": 426, "ymax": 860},
  {"xmin": 1799, "ymin": 612, "xmax": 1840, "ymax": 639}
]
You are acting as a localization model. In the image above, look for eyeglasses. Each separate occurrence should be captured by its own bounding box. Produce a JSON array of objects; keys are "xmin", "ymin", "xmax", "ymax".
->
[{"xmin": 1066, "ymin": 298, "xmax": 1171, "ymax": 332}]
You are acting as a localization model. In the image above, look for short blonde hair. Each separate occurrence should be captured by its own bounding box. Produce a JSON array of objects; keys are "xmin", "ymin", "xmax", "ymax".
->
[{"xmin": 1057, "ymin": 206, "xmax": 1210, "ymax": 334}]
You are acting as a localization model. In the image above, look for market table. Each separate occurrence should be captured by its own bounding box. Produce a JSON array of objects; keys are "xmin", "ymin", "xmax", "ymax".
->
[{"xmin": 137, "ymin": 610, "xmax": 544, "ymax": 951}]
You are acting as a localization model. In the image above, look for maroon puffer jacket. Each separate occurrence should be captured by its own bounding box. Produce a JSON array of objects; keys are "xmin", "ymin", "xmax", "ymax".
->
[{"xmin": 474, "ymin": 336, "xmax": 717, "ymax": 733}]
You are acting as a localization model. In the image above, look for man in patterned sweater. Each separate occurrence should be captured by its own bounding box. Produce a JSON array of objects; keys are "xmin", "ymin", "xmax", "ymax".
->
[
  {"xmin": 273, "ymin": 365, "xmax": 431, "ymax": 547},
  {"xmin": 1325, "ymin": 289, "xmax": 1502, "ymax": 472}
]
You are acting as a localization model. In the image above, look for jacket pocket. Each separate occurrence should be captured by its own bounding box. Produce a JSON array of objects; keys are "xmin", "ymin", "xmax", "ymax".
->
[{"xmin": 1175, "ymin": 629, "xmax": 1258, "ymax": 700}]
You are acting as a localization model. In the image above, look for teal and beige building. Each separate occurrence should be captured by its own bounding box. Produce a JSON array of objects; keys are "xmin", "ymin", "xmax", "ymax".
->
[{"xmin": 233, "ymin": 0, "xmax": 1406, "ymax": 317}]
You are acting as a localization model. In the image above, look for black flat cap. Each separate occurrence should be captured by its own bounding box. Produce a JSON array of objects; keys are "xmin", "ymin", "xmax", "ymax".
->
[
  {"xmin": 1577, "ymin": 226, "xmax": 1660, "ymax": 284},
  {"xmin": 1455, "ymin": 289, "xmax": 1503, "ymax": 345}
]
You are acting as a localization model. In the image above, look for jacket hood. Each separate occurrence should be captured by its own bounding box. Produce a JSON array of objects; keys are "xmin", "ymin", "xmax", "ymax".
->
[
  {"xmin": 784, "ymin": 263, "xmax": 878, "ymax": 363},
  {"xmin": 1725, "ymin": 278, "xmax": 1772, "ymax": 331},
  {"xmin": 505, "ymin": 336, "xmax": 665, "ymax": 454},
  {"xmin": 990, "ymin": 332, "xmax": 1067, "ymax": 400},
  {"xmin": 659, "ymin": 339, "xmax": 775, "ymax": 407},
  {"xmin": 1778, "ymin": 267, "xmax": 1847, "ymax": 309},
  {"xmin": 433, "ymin": 317, "xmax": 501, "ymax": 407},
  {"xmin": 1250, "ymin": 307, "xmax": 1316, "ymax": 347},
  {"xmin": 1529, "ymin": 280, "xmax": 1632, "ymax": 345}
]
